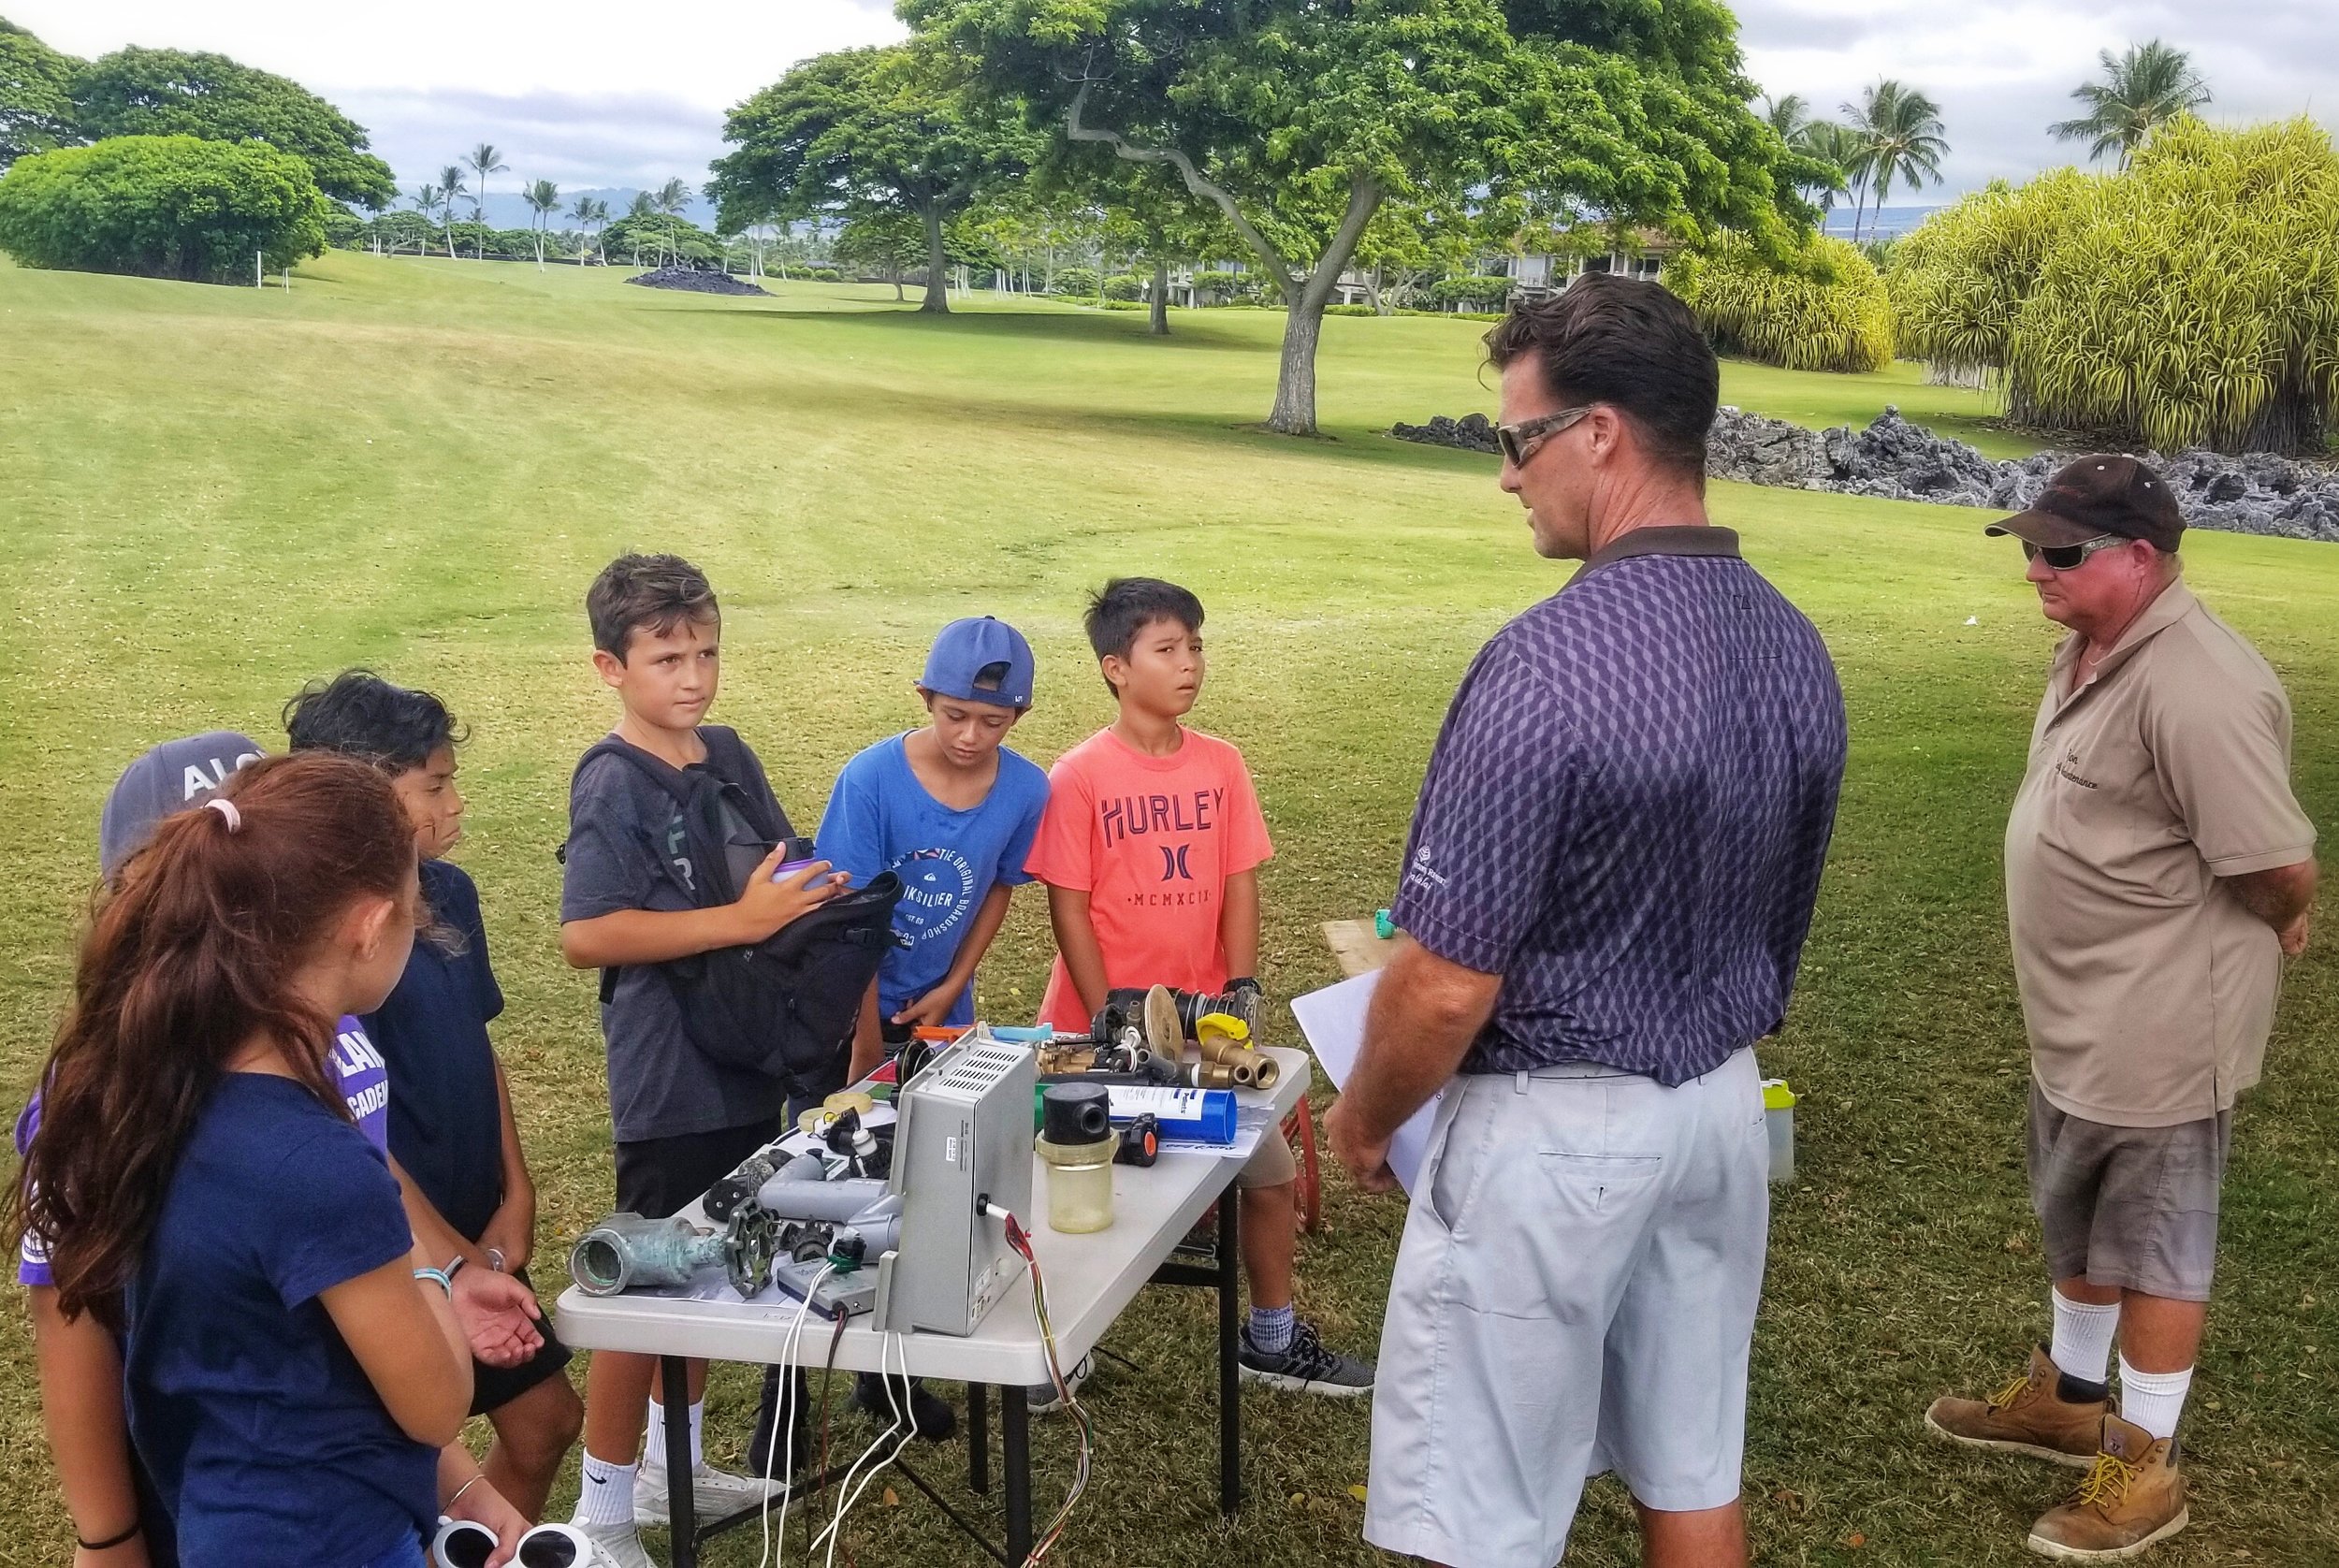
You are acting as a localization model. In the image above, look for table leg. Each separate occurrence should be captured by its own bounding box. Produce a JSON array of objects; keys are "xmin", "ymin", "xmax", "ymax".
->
[
  {"xmin": 967, "ymin": 1381, "xmax": 992, "ymax": 1495},
  {"xmin": 1218, "ymin": 1189, "xmax": 1241, "ymax": 1517},
  {"xmin": 1002, "ymin": 1382, "xmax": 1032, "ymax": 1562},
  {"xmin": 661, "ymin": 1355, "xmax": 698, "ymax": 1568}
]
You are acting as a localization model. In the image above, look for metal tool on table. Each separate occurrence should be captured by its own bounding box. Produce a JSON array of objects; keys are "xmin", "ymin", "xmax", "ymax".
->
[
  {"xmin": 874, "ymin": 1027, "xmax": 1036, "ymax": 1336},
  {"xmin": 568, "ymin": 1207, "xmax": 776, "ymax": 1299}
]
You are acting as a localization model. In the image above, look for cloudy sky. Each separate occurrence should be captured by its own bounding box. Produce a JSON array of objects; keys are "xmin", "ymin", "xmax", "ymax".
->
[{"xmin": 16, "ymin": 0, "xmax": 2335, "ymax": 201}]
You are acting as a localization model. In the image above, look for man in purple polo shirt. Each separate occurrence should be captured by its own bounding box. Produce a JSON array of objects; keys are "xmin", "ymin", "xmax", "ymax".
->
[{"xmin": 1328, "ymin": 275, "xmax": 1847, "ymax": 1568}]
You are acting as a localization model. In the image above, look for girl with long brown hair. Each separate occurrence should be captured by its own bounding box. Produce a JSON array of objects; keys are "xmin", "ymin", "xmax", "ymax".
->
[{"xmin": 13, "ymin": 753, "xmax": 476, "ymax": 1568}]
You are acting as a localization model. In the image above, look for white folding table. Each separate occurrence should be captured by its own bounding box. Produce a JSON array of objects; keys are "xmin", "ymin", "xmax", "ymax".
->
[{"xmin": 554, "ymin": 1045, "xmax": 1308, "ymax": 1566}]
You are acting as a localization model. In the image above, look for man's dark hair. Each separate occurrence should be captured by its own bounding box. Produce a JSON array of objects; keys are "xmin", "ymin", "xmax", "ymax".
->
[
  {"xmin": 283, "ymin": 670, "xmax": 463, "ymax": 772},
  {"xmin": 1084, "ymin": 577, "xmax": 1204, "ymax": 696},
  {"xmin": 588, "ymin": 552, "xmax": 720, "ymax": 661},
  {"xmin": 1483, "ymin": 273, "xmax": 1719, "ymax": 485}
]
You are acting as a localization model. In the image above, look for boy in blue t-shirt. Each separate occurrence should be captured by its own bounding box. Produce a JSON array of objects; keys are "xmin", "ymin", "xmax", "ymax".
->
[
  {"xmin": 816, "ymin": 617, "xmax": 1048, "ymax": 1438},
  {"xmin": 821, "ymin": 616, "xmax": 1050, "ymax": 1075}
]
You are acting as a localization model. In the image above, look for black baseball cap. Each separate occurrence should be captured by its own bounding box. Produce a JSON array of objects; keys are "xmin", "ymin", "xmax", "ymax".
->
[{"xmin": 1986, "ymin": 455, "xmax": 2184, "ymax": 553}]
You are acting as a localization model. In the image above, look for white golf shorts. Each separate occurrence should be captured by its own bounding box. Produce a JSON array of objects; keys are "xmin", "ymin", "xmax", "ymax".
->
[{"xmin": 1364, "ymin": 1048, "xmax": 1769, "ymax": 1568}]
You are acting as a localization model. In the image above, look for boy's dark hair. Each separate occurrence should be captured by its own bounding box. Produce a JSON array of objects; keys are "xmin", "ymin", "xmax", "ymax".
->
[
  {"xmin": 1084, "ymin": 577, "xmax": 1205, "ymax": 697},
  {"xmin": 588, "ymin": 553, "xmax": 720, "ymax": 661},
  {"xmin": 284, "ymin": 669, "xmax": 463, "ymax": 772},
  {"xmin": 1482, "ymin": 273, "xmax": 1719, "ymax": 486}
]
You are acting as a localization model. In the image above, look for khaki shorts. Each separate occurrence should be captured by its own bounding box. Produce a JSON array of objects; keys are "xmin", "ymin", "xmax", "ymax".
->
[
  {"xmin": 1235, "ymin": 1117, "xmax": 1298, "ymax": 1189},
  {"xmin": 2028, "ymin": 1083, "xmax": 2232, "ymax": 1303}
]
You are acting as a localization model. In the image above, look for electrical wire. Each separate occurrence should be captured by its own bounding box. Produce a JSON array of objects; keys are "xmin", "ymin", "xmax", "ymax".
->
[
  {"xmin": 997, "ymin": 1210, "xmax": 1093, "ymax": 1567},
  {"xmin": 757, "ymin": 1260, "xmax": 833, "ymax": 1568},
  {"xmin": 813, "ymin": 1326, "xmax": 916, "ymax": 1568},
  {"xmin": 819, "ymin": 1309, "xmax": 848, "ymax": 1546}
]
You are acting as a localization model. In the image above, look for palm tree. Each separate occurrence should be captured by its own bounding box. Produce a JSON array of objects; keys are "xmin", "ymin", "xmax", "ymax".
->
[
  {"xmin": 408, "ymin": 183, "xmax": 440, "ymax": 257},
  {"xmin": 466, "ymin": 143, "xmax": 509, "ymax": 253},
  {"xmin": 522, "ymin": 178, "xmax": 560, "ymax": 267},
  {"xmin": 654, "ymin": 177, "xmax": 692, "ymax": 269},
  {"xmin": 1842, "ymin": 80, "xmax": 1949, "ymax": 242},
  {"xmin": 623, "ymin": 191, "xmax": 655, "ymax": 267},
  {"xmin": 1799, "ymin": 121, "xmax": 1865, "ymax": 233},
  {"xmin": 437, "ymin": 166, "xmax": 469, "ymax": 258},
  {"xmin": 2051, "ymin": 40, "xmax": 2210, "ymax": 170},
  {"xmin": 1763, "ymin": 94, "xmax": 1812, "ymax": 143},
  {"xmin": 568, "ymin": 195, "xmax": 600, "ymax": 265}
]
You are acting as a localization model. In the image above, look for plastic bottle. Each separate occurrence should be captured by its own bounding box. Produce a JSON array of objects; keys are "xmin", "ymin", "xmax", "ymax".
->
[{"xmin": 1035, "ymin": 1083, "xmax": 1115, "ymax": 1233}]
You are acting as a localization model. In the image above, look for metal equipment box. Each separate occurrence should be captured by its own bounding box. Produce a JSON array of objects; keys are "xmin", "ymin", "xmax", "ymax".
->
[{"xmin": 876, "ymin": 1028, "xmax": 1035, "ymax": 1336}]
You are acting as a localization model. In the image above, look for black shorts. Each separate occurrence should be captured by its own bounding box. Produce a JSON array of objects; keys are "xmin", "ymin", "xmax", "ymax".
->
[
  {"xmin": 614, "ymin": 1116, "xmax": 787, "ymax": 1220},
  {"xmin": 469, "ymin": 1267, "xmax": 576, "ymax": 1416}
]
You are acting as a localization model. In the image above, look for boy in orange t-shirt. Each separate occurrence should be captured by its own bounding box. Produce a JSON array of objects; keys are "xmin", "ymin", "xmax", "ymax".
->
[{"xmin": 1026, "ymin": 577, "xmax": 1373, "ymax": 1396}]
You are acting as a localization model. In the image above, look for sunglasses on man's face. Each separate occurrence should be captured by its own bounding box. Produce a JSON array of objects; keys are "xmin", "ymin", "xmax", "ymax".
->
[
  {"xmin": 1495, "ymin": 404, "xmax": 1596, "ymax": 467},
  {"xmin": 2021, "ymin": 534, "xmax": 2127, "ymax": 572}
]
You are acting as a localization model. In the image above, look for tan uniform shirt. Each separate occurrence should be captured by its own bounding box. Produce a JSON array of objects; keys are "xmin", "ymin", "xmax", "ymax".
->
[{"xmin": 2005, "ymin": 580, "xmax": 2315, "ymax": 1127}]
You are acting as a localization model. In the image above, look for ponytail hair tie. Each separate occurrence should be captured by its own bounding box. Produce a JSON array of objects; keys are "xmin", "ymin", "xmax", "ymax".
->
[{"xmin": 205, "ymin": 797, "xmax": 243, "ymax": 833}]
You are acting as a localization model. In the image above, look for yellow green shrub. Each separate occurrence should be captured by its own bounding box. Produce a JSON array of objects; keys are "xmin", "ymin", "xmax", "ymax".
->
[{"xmin": 1664, "ymin": 231, "xmax": 1893, "ymax": 374}]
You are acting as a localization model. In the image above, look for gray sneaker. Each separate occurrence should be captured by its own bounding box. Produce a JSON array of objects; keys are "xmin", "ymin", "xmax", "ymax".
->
[
  {"xmin": 1026, "ymin": 1354, "xmax": 1092, "ymax": 1415},
  {"xmin": 1238, "ymin": 1320, "xmax": 1373, "ymax": 1397}
]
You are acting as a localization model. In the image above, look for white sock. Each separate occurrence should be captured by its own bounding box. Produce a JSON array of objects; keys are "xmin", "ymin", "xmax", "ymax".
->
[
  {"xmin": 2050, "ymin": 1289, "xmax": 2120, "ymax": 1386},
  {"xmin": 644, "ymin": 1398, "xmax": 706, "ymax": 1472},
  {"xmin": 574, "ymin": 1454, "xmax": 637, "ymax": 1527},
  {"xmin": 2118, "ymin": 1355, "xmax": 2193, "ymax": 1442}
]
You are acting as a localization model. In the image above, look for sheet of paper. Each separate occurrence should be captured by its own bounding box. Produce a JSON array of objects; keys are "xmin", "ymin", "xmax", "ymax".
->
[
  {"xmin": 1290, "ymin": 968, "xmax": 1440, "ymax": 1196},
  {"xmin": 1157, "ymin": 1124, "xmax": 1266, "ymax": 1160}
]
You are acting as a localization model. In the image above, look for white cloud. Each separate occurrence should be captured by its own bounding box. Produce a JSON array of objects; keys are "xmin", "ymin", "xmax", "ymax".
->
[
  {"xmin": 11, "ymin": 0, "xmax": 905, "ymax": 189},
  {"xmin": 15, "ymin": 2, "xmax": 2336, "ymax": 198}
]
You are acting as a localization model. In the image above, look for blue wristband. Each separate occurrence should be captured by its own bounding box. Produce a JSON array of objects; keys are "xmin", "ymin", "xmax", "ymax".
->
[{"xmin": 413, "ymin": 1266, "xmax": 454, "ymax": 1299}]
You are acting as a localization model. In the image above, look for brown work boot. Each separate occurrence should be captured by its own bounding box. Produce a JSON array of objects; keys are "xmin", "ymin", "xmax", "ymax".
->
[
  {"xmin": 2026, "ymin": 1416, "xmax": 2188, "ymax": 1561},
  {"xmin": 1925, "ymin": 1345, "xmax": 2108, "ymax": 1467}
]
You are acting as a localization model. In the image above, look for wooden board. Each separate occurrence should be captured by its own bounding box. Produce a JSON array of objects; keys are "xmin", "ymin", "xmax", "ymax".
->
[{"xmin": 1321, "ymin": 918, "xmax": 1399, "ymax": 978}]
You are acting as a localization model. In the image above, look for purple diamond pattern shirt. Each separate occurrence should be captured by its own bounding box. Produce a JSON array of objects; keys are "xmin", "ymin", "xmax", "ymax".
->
[{"xmin": 1392, "ymin": 527, "xmax": 1847, "ymax": 1083}]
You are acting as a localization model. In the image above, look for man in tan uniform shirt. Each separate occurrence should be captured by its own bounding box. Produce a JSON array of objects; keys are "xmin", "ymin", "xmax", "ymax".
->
[{"xmin": 1926, "ymin": 457, "xmax": 2317, "ymax": 1562}]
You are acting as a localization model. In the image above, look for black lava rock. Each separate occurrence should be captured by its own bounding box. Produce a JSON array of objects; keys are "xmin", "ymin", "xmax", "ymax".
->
[
  {"xmin": 1393, "ymin": 403, "xmax": 2339, "ymax": 544},
  {"xmin": 625, "ymin": 267, "xmax": 769, "ymax": 297}
]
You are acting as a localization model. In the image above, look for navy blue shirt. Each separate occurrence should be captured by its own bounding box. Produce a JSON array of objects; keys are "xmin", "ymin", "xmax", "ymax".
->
[
  {"xmin": 363, "ymin": 857, "xmax": 505, "ymax": 1241},
  {"xmin": 1393, "ymin": 527, "xmax": 1846, "ymax": 1083},
  {"xmin": 125, "ymin": 1072, "xmax": 434, "ymax": 1567}
]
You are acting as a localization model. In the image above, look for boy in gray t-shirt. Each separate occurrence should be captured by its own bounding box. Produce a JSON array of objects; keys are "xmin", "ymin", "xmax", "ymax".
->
[{"xmin": 559, "ymin": 554, "xmax": 849, "ymax": 1566}]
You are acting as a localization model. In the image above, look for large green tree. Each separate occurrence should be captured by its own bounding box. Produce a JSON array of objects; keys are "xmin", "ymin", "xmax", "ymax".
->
[
  {"xmin": 0, "ymin": 134, "xmax": 329, "ymax": 283},
  {"xmin": 71, "ymin": 47, "xmax": 394, "ymax": 207},
  {"xmin": 0, "ymin": 17, "xmax": 81, "ymax": 171},
  {"xmin": 710, "ymin": 44, "xmax": 1030, "ymax": 313},
  {"xmin": 905, "ymin": 0, "xmax": 1810, "ymax": 434}
]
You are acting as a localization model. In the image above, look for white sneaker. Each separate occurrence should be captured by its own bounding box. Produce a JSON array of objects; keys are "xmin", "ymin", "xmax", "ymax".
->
[
  {"xmin": 633, "ymin": 1460, "xmax": 787, "ymax": 1527},
  {"xmin": 564, "ymin": 1518, "xmax": 660, "ymax": 1568}
]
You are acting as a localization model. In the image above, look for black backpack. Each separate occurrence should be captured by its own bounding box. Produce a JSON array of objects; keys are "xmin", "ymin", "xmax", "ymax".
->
[{"xmin": 567, "ymin": 728, "xmax": 905, "ymax": 1097}]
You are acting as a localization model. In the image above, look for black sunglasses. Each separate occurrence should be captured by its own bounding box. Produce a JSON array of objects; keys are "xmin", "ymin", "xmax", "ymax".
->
[
  {"xmin": 1495, "ymin": 405, "xmax": 1595, "ymax": 467},
  {"xmin": 2021, "ymin": 534, "xmax": 2127, "ymax": 572}
]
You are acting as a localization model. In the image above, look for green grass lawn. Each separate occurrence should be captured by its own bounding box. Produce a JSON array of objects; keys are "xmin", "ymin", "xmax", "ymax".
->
[{"xmin": 0, "ymin": 253, "xmax": 2332, "ymax": 1567}]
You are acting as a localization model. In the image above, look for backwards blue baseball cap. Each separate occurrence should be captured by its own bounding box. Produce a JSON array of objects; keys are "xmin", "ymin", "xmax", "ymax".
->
[
  {"xmin": 99, "ymin": 732, "xmax": 265, "ymax": 879},
  {"xmin": 921, "ymin": 617, "xmax": 1035, "ymax": 709}
]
